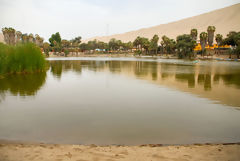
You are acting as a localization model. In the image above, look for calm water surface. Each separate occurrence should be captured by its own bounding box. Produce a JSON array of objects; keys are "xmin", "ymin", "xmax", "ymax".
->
[{"xmin": 0, "ymin": 57, "xmax": 240, "ymax": 145}]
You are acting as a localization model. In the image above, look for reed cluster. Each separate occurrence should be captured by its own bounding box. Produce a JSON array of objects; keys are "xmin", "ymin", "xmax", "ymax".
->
[{"xmin": 0, "ymin": 43, "xmax": 46, "ymax": 75}]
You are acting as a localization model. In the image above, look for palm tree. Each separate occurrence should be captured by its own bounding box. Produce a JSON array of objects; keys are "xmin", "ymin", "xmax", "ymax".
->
[
  {"xmin": 35, "ymin": 34, "xmax": 41, "ymax": 46},
  {"xmin": 21, "ymin": 34, "xmax": 28, "ymax": 43},
  {"xmin": 125, "ymin": 41, "xmax": 133, "ymax": 52},
  {"xmin": 133, "ymin": 36, "xmax": 141, "ymax": 50},
  {"xmin": 190, "ymin": 29, "xmax": 198, "ymax": 41},
  {"xmin": 39, "ymin": 37, "xmax": 44, "ymax": 47},
  {"xmin": 150, "ymin": 35, "xmax": 159, "ymax": 55},
  {"xmin": 200, "ymin": 32, "xmax": 208, "ymax": 56},
  {"xmin": 215, "ymin": 34, "xmax": 223, "ymax": 46},
  {"xmin": 9, "ymin": 28, "xmax": 16, "ymax": 45},
  {"xmin": 2, "ymin": 27, "xmax": 16, "ymax": 45},
  {"xmin": 16, "ymin": 31, "xmax": 22, "ymax": 43},
  {"xmin": 28, "ymin": 33, "xmax": 34, "ymax": 43},
  {"xmin": 160, "ymin": 41, "xmax": 164, "ymax": 54},
  {"xmin": 2, "ymin": 27, "xmax": 10, "ymax": 44},
  {"xmin": 162, "ymin": 35, "xmax": 171, "ymax": 55},
  {"xmin": 207, "ymin": 26, "xmax": 216, "ymax": 46},
  {"xmin": 142, "ymin": 38, "xmax": 150, "ymax": 54}
]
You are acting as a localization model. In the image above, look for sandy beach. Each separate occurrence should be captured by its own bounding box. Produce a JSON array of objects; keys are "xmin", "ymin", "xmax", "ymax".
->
[{"xmin": 0, "ymin": 143, "xmax": 240, "ymax": 161}]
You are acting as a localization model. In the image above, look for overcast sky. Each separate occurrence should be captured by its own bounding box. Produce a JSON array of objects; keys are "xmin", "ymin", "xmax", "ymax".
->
[{"xmin": 1, "ymin": 0, "xmax": 239, "ymax": 41}]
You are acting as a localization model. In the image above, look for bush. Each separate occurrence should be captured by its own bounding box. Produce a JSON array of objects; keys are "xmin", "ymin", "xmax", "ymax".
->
[
  {"xmin": 0, "ymin": 43, "xmax": 46, "ymax": 75},
  {"xmin": 64, "ymin": 49, "xmax": 70, "ymax": 57}
]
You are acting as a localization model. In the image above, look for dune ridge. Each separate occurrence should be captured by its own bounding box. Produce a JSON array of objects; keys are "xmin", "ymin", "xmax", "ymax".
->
[{"xmin": 84, "ymin": 3, "xmax": 240, "ymax": 43}]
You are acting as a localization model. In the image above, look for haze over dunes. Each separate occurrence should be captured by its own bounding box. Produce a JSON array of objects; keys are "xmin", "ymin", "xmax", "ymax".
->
[{"xmin": 84, "ymin": 3, "xmax": 240, "ymax": 43}]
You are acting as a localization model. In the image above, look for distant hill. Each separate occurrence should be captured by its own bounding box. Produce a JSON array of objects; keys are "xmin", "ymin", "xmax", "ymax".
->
[{"xmin": 84, "ymin": 3, "xmax": 240, "ymax": 43}]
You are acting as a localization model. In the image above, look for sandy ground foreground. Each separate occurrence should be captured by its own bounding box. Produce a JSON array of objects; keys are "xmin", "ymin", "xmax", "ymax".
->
[{"xmin": 0, "ymin": 143, "xmax": 240, "ymax": 161}]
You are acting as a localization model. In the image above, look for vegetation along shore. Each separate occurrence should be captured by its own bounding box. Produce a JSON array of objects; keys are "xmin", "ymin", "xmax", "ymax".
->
[
  {"xmin": 0, "ymin": 27, "xmax": 46, "ymax": 76},
  {"xmin": 1, "ymin": 26, "xmax": 240, "ymax": 61},
  {"xmin": 0, "ymin": 43, "xmax": 46, "ymax": 76}
]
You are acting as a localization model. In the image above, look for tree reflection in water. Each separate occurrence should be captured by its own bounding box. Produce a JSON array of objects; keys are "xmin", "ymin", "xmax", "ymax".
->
[{"xmin": 0, "ymin": 72, "xmax": 46, "ymax": 97}]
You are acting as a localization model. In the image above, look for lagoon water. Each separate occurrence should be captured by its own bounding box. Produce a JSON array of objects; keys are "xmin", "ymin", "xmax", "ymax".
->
[{"xmin": 0, "ymin": 57, "xmax": 240, "ymax": 145}]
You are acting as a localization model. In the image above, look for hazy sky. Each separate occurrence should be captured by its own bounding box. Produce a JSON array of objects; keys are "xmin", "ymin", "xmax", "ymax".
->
[{"xmin": 1, "ymin": 0, "xmax": 239, "ymax": 41}]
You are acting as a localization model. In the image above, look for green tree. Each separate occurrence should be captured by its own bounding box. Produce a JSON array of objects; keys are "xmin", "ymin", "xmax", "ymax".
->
[
  {"xmin": 215, "ymin": 34, "xmax": 223, "ymax": 46},
  {"xmin": 223, "ymin": 31, "xmax": 240, "ymax": 58},
  {"xmin": 223, "ymin": 31, "xmax": 239, "ymax": 46},
  {"xmin": 207, "ymin": 26, "xmax": 216, "ymax": 46},
  {"xmin": 79, "ymin": 43, "xmax": 89, "ymax": 51},
  {"xmin": 123, "ymin": 41, "xmax": 133, "ymax": 51},
  {"xmin": 71, "ymin": 36, "xmax": 81, "ymax": 48},
  {"xmin": 190, "ymin": 29, "xmax": 198, "ymax": 41},
  {"xmin": 49, "ymin": 32, "xmax": 61, "ymax": 47},
  {"xmin": 97, "ymin": 41, "xmax": 108, "ymax": 51},
  {"xmin": 43, "ymin": 42, "xmax": 50, "ymax": 56},
  {"xmin": 149, "ymin": 35, "xmax": 159, "ymax": 55},
  {"xmin": 133, "ymin": 36, "xmax": 143, "ymax": 50},
  {"xmin": 176, "ymin": 34, "xmax": 197, "ymax": 58},
  {"xmin": 64, "ymin": 49, "xmax": 70, "ymax": 57},
  {"xmin": 200, "ymin": 32, "xmax": 208, "ymax": 56},
  {"xmin": 53, "ymin": 40, "xmax": 61, "ymax": 52},
  {"xmin": 109, "ymin": 38, "xmax": 119, "ymax": 51},
  {"xmin": 133, "ymin": 36, "xmax": 149, "ymax": 55},
  {"xmin": 162, "ymin": 35, "xmax": 176, "ymax": 55},
  {"xmin": 142, "ymin": 38, "xmax": 150, "ymax": 54},
  {"xmin": 61, "ymin": 39, "xmax": 71, "ymax": 48}
]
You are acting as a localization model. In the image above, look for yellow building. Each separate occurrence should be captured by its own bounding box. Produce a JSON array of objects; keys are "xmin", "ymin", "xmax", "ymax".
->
[{"xmin": 194, "ymin": 43, "xmax": 230, "ymax": 51}]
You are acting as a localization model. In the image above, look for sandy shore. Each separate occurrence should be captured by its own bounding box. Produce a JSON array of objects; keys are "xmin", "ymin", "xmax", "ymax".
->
[{"xmin": 0, "ymin": 143, "xmax": 240, "ymax": 161}]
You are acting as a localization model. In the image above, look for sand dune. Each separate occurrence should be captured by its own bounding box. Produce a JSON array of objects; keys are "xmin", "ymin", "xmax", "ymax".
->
[
  {"xmin": 0, "ymin": 33, "xmax": 3, "ymax": 43},
  {"xmin": 84, "ymin": 3, "xmax": 240, "ymax": 43},
  {"xmin": 1, "ymin": 4, "xmax": 239, "ymax": 44}
]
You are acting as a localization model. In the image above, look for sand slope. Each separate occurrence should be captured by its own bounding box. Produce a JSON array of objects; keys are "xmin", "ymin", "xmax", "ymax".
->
[
  {"xmin": 84, "ymin": 3, "xmax": 240, "ymax": 43},
  {"xmin": 0, "ymin": 33, "xmax": 3, "ymax": 43},
  {"xmin": 0, "ymin": 143, "xmax": 240, "ymax": 161}
]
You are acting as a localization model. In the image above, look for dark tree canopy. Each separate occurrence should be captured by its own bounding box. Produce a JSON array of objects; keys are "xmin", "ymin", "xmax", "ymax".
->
[
  {"xmin": 176, "ymin": 34, "xmax": 196, "ymax": 58},
  {"xmin": 49, "ymin": 32, "xmax": 62, "ymax": 47},
  {"xmin": 223, "ymin": 31, "xmax": 240, "ymax": 58}
]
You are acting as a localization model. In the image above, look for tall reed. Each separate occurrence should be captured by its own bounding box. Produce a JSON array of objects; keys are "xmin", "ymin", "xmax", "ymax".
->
[{"xmin": 0, "ymin": 43, "xmax": 46, "ymax": 75}]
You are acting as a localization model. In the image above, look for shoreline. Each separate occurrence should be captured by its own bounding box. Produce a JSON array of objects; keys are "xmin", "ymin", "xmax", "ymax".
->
[
  {"xmin": 1, "ymin": 142, "xmax": 240, "ymax": 161},
  {"xmin": 1, "ymin": 139, "xmax": 240, "ymax": 146},
  {"xmin": 48, "ymin": 54, "xmax": 240, "ymax": 61}
]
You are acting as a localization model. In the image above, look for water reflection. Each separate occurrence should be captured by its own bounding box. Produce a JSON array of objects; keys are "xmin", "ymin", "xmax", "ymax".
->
[
  {"xmin": 0, "ymin": 72, "xmax": 46, "ymax": 97},
  {"xmin": 50, "ymin": 61, "xmax": 82, "ymax": 78},
  {"xmin": 48, "ymin": 60, "xmax": 240, "ymax": 107},
  {"xmin": 1, "ymin": 58, "xmax": 240, "ymax": 145},
  {"xmin": 1, "ymin": 59, "xmax": 240, "ymax": 108}
]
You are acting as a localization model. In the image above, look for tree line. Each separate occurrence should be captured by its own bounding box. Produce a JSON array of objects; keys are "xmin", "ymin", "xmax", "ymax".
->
[
  {"xmin": 2, "ymin": 26, "xmax": 240, "ymax": 58},
  {"xmin": 2, "ymin": 27, "xmax": 44, "ymax": 47}
]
